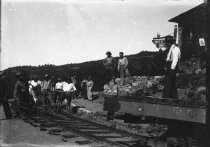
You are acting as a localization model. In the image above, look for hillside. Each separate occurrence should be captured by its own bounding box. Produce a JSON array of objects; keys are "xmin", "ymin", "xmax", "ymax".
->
[{"xmin": 4, "ymin": 50, "xmax": 168, "ymax": 97}]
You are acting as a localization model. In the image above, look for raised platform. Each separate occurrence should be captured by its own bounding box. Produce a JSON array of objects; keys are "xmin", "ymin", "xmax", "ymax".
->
[{"xmin": 104, "ymin": 95, "xmax": 206, "ymax": 124}]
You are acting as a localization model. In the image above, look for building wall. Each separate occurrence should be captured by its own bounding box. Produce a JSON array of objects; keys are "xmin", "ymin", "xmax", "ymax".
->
[{"xmin": 178, "ymin": 16, "xmax": 207, "ymax": 60}]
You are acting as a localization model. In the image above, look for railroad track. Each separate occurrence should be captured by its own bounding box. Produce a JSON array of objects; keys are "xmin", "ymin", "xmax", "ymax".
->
[{"xmin": 13, "ymin": 104, "xmax": 147, "ymax": 147}]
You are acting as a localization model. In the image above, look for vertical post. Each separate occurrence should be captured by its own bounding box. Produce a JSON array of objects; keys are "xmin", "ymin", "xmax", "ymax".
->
[
  {"xmin": 178, "ymin": 26, "xmax": 183, "ymax": 49},
  {"xmin": 205, "ymin": 0, "xmax": 210, "ymax": 146},
  {"xmin": 174, "ymin": 25, "xmax": 178, "ymax": 45},
  {"xmin": 0, "ymin": 0, "xmax": 2, "ymax": 70}
]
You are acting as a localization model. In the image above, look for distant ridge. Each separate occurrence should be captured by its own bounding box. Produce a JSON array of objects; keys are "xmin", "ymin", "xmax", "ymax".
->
[{"xmin": 5, "ymin": 50, "xmax": 166, "ymax": 97}]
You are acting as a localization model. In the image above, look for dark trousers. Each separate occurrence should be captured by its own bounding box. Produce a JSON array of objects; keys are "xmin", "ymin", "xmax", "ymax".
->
[
  {"xmin": 82, "ymin": 87, "xmax": 87, "ymax": 99},
  {"xmin": 119, "ymin": 66, "xmax": 129, "ymax": 79},
  {"xmin": 0, "ymin": 100, "xmax": 12, "ymax": 119},
  {"xmin": 105, "ymin": 66, "xmax": 115, "ymax": 83},
  {"xmin": 64, "ymin": 92, "xmax": 73, "ymax": 112},
  {"xmin": 15, "ymin": 92, "xmax": 32, "ymax": 116},
  {"xmin": 42, "ymin": 90, "xmax": 52, "ymax": 105},
  {"xmin": 162, "ymin": 69, "xmax": 178, "ymax": 99},
  {"xmin": 55, "ymin": 91, "xmax": 63, "ymax": 102}
]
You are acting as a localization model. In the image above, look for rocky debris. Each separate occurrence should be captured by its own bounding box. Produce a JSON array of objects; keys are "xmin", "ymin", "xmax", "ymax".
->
[
  {"xmin": 104, "ymin": 76, "xmax": 164, "ymax": 96},
  {"xmin": 103, "ymin": 57, "xmax": 206, "ymax": 106}
]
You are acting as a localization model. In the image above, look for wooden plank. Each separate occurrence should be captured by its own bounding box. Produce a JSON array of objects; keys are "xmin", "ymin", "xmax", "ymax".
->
[
  {"xmin": 118, "ymin": 101, "xmax": 206, "ymax": 124},
  {"xmin": 104, "ymin": 95, "xmax": 206, "ymax": 109}
]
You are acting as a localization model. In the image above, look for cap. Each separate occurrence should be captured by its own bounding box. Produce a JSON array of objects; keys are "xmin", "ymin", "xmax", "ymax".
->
[
  {"xmin": 165, "ymin": 35, "xmax": 174, "ymax": 44},
  {"xmin": 44, "ymin": 74, "xmax": 49, "ymax": 77},
  {"xmin": 106, "ymin": 51, "xmax": 111, "ymax": 55}
]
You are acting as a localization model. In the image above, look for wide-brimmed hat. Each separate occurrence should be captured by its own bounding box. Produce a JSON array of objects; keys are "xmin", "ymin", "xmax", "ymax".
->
[
  {"xmin": 106, "ymin": 51, "xmax": 112, "ymax": 55},
  {"xmin": 44, "ymin": 74, "xmax": 49, "ymax": 77},
  {"xmin": 165, "ymin": 35, "xmax": 174, "ymax": 44}
]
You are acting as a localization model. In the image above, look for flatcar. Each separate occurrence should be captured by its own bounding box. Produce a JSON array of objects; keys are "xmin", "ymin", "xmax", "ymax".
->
[{"xmin": 104, "ymin": 95, "xmax": 206, "ymax": 124}]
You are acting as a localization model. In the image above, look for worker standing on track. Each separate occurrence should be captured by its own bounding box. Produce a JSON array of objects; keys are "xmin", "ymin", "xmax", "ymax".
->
[
  {"xmin": 162, "ymin": 35, "xmax": 181, "ymax": 99},
  {"xmin": 103, "ymin": 51, "xmax": 115, "ymax": 84},
  {"xmin": 118, "ymin": 52, "xmax": 130, "ymax": 80},
  {"xmin": 62, "ymin": 77, "xmax": 76, "ymax": 112},
  {"xmin": 41, "ymin": 74, "xmax": 51, "ymax": 106},
  {"xmin": 28, "ymin": 75, "xmax": 41, "ymax": 103},
  {"xmin": 14, "ymin": 72, "xmax": 32, "ymax": 117},
  {"xmin": 71, "ymin": 76, "xmax": 77, "ymax": 99},
  {"xmin": 87, "ymin": 76, "xmax": 93, "ymax": 101},
  {"xmin": 0, "ymin": 71, "xmax": 12, "ymax": 119},
  {"xmin": 74, "ymin": 76, "xmax": 82, "ymax": 99},
  {"xmin": 55, "ymin": 78, "xmax": 64, "ymax": 109},
  {"xmin": 48, "ymin": 76, "xmax": 56, "ymax": 106},
  {"xmin": 81, "ymin": 76, "xmax": 88, "ymax": 100}
]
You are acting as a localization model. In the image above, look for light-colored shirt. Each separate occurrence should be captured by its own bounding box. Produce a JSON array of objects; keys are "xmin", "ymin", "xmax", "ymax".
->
[
  {"xmin": 41, "ymin": 80, "xmax": 51, "ymax": 91},
  {"xmin": 81, "ymin": 79, "xmax": 88, "ymax": 89},
  {"xmin": 55, "ymin": 82, "xmax": 63, "ymax": 90},
  {"xmin": 29, "ymin": 80, "xmax": 41, "ymax": 87},
  {"xmin": 118, "ymin": 57, "xmax": 128, "ymax": 69},
  {"xmin": 62, "ymin": 82, "xmax": 76, "ymax": 92},
  {"xmin": 29, "ymin": 80, "xmax": 41, "ymax": 91},
  {"xmin": 166, "ymin": 44, "xmax": 181, "ymax": 70},
  {"xmin": 87, "ymin": 80, "xmax": 93, "ymax": 88}
]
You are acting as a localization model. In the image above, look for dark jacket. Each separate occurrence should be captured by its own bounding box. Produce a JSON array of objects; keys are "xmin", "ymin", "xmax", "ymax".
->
[
  {"xmin": 0, "ymin": 76, "xmax": 8, "ymax": 102},
  {"xmin": 14, "ymin": 80, "xmax": 29, "ymax": 101}
]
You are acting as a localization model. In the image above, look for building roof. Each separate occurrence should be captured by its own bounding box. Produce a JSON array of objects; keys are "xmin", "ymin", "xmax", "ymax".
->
[{"xmin": 169, "ymin": 3, "xmax": 207, "ymax": 23}]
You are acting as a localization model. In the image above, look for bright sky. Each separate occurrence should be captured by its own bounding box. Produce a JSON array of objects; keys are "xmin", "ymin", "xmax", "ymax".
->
[{"xmin": 1, "ymin": 0, "xmax": 203, "ymax": 70}]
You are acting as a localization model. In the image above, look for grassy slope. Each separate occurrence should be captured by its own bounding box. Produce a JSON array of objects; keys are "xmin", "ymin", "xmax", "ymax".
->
[{"xmin": 4, "ymin": 50, "xmax": 167, "ymax": 98}]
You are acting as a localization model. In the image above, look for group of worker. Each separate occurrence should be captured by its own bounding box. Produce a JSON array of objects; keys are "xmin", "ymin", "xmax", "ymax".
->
[
  {"xmin": 103, "ymin": 35, "xmax": 181, "ymax": 99},
  {"xmin": 0, "ymin": 35, "xmax": 180, "ymax": 119},
  {"xmin": 103, "ymin": 51, "xmax": 130, "ymax": 84},
  {"xmin": 0, "ymin": 71, "xmax": 94, "ymax": 119},
  {"xmin": 28, "ymin": 74, "xmax": 94, "ymax": 109}
]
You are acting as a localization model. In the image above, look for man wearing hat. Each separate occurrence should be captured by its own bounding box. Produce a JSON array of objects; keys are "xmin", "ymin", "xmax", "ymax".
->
[
  {"xmin": 14, "ymin": 71, "xmax": 31, "ymax": 116},
  {"xmin": 118, "ymin": 52, "xmax": 129, "ymax": 80},
  {"xmin": 41, "ymin": 74, "xmax": 51, "ymax": 106},
  {"xmin": 162, "ymin": 35, "xmax": 181, "ymax": 99},
  {"xmin": 0, "ymin": 71, "xmax": 12, "ymax": 119},
  {"xmin": 62, "ymin": 77, "xmax": 76, "ymax": 112},
  {"xmin": 55, "ymin": 77, "xmax": 64, "ymax": 106},
  {"xmin": 103, "ymin": 51, "xmax": 115, "ymax": 83}
]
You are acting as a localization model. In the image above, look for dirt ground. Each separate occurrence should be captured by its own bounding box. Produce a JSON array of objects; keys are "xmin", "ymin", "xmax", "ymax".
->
[
  {"xmin": 0, "ymin": 106, "xmax": 96, "ymax": 147},
  {"xmin": 71, "ymin": 94, "xmax": 105, "ymax": 113}
]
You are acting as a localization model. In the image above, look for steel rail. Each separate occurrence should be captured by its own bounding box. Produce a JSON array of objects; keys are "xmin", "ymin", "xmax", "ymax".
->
[
  {"xmin": 38, "ymin": 106, "xmax": 146, "ymax": 140},
  {"xmin": 37, "ymin": 107, "xmax": 139, "ymax": 147}
]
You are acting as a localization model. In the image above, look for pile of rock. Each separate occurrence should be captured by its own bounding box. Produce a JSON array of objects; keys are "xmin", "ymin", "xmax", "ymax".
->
[
  {"xmin": 103, "ymin": 70, "xmax": 206, "ymax": 106},
  {"xmin": 103, "ymin": 76, "xmax": 164, "ymax": 96},
  {"xmin": 104, "ymin": 57, "xmax": 206, "ymax": 105},
  {"xmin": 177, "ymin": 67, "xmax": 206, "ymax": 105},
  {"xmin": 175, "ymin": 57, "xmax": 206, "ymax": 105}
]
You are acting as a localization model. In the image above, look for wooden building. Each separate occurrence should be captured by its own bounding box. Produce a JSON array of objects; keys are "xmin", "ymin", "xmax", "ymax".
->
[{"xmin": 169, "ymin": 3, "xmax": 208, "ymax": 60}]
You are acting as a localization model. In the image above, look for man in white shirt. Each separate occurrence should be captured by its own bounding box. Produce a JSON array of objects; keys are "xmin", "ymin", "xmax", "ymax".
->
[
  {"xmin": 28, "ymin": 76, "xmax": 41, "ymax": 103},
  {"xmin": 162, "ymin": 35, "xmax": 181, "ymax": 99},
  {"xmin": 41, "ymin": 74, "xmax": 51, "ymax": 106},
  {"xmin": 54, "ymin": 78, "xmax": 63, "ymax": 108},
  {"xmin": 62, "ymin": 77, "xmax": 76, "ymax": 112},
  {"xmin": 118, "ymin": 52, "xmax": 130, "ymax": 80}
]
